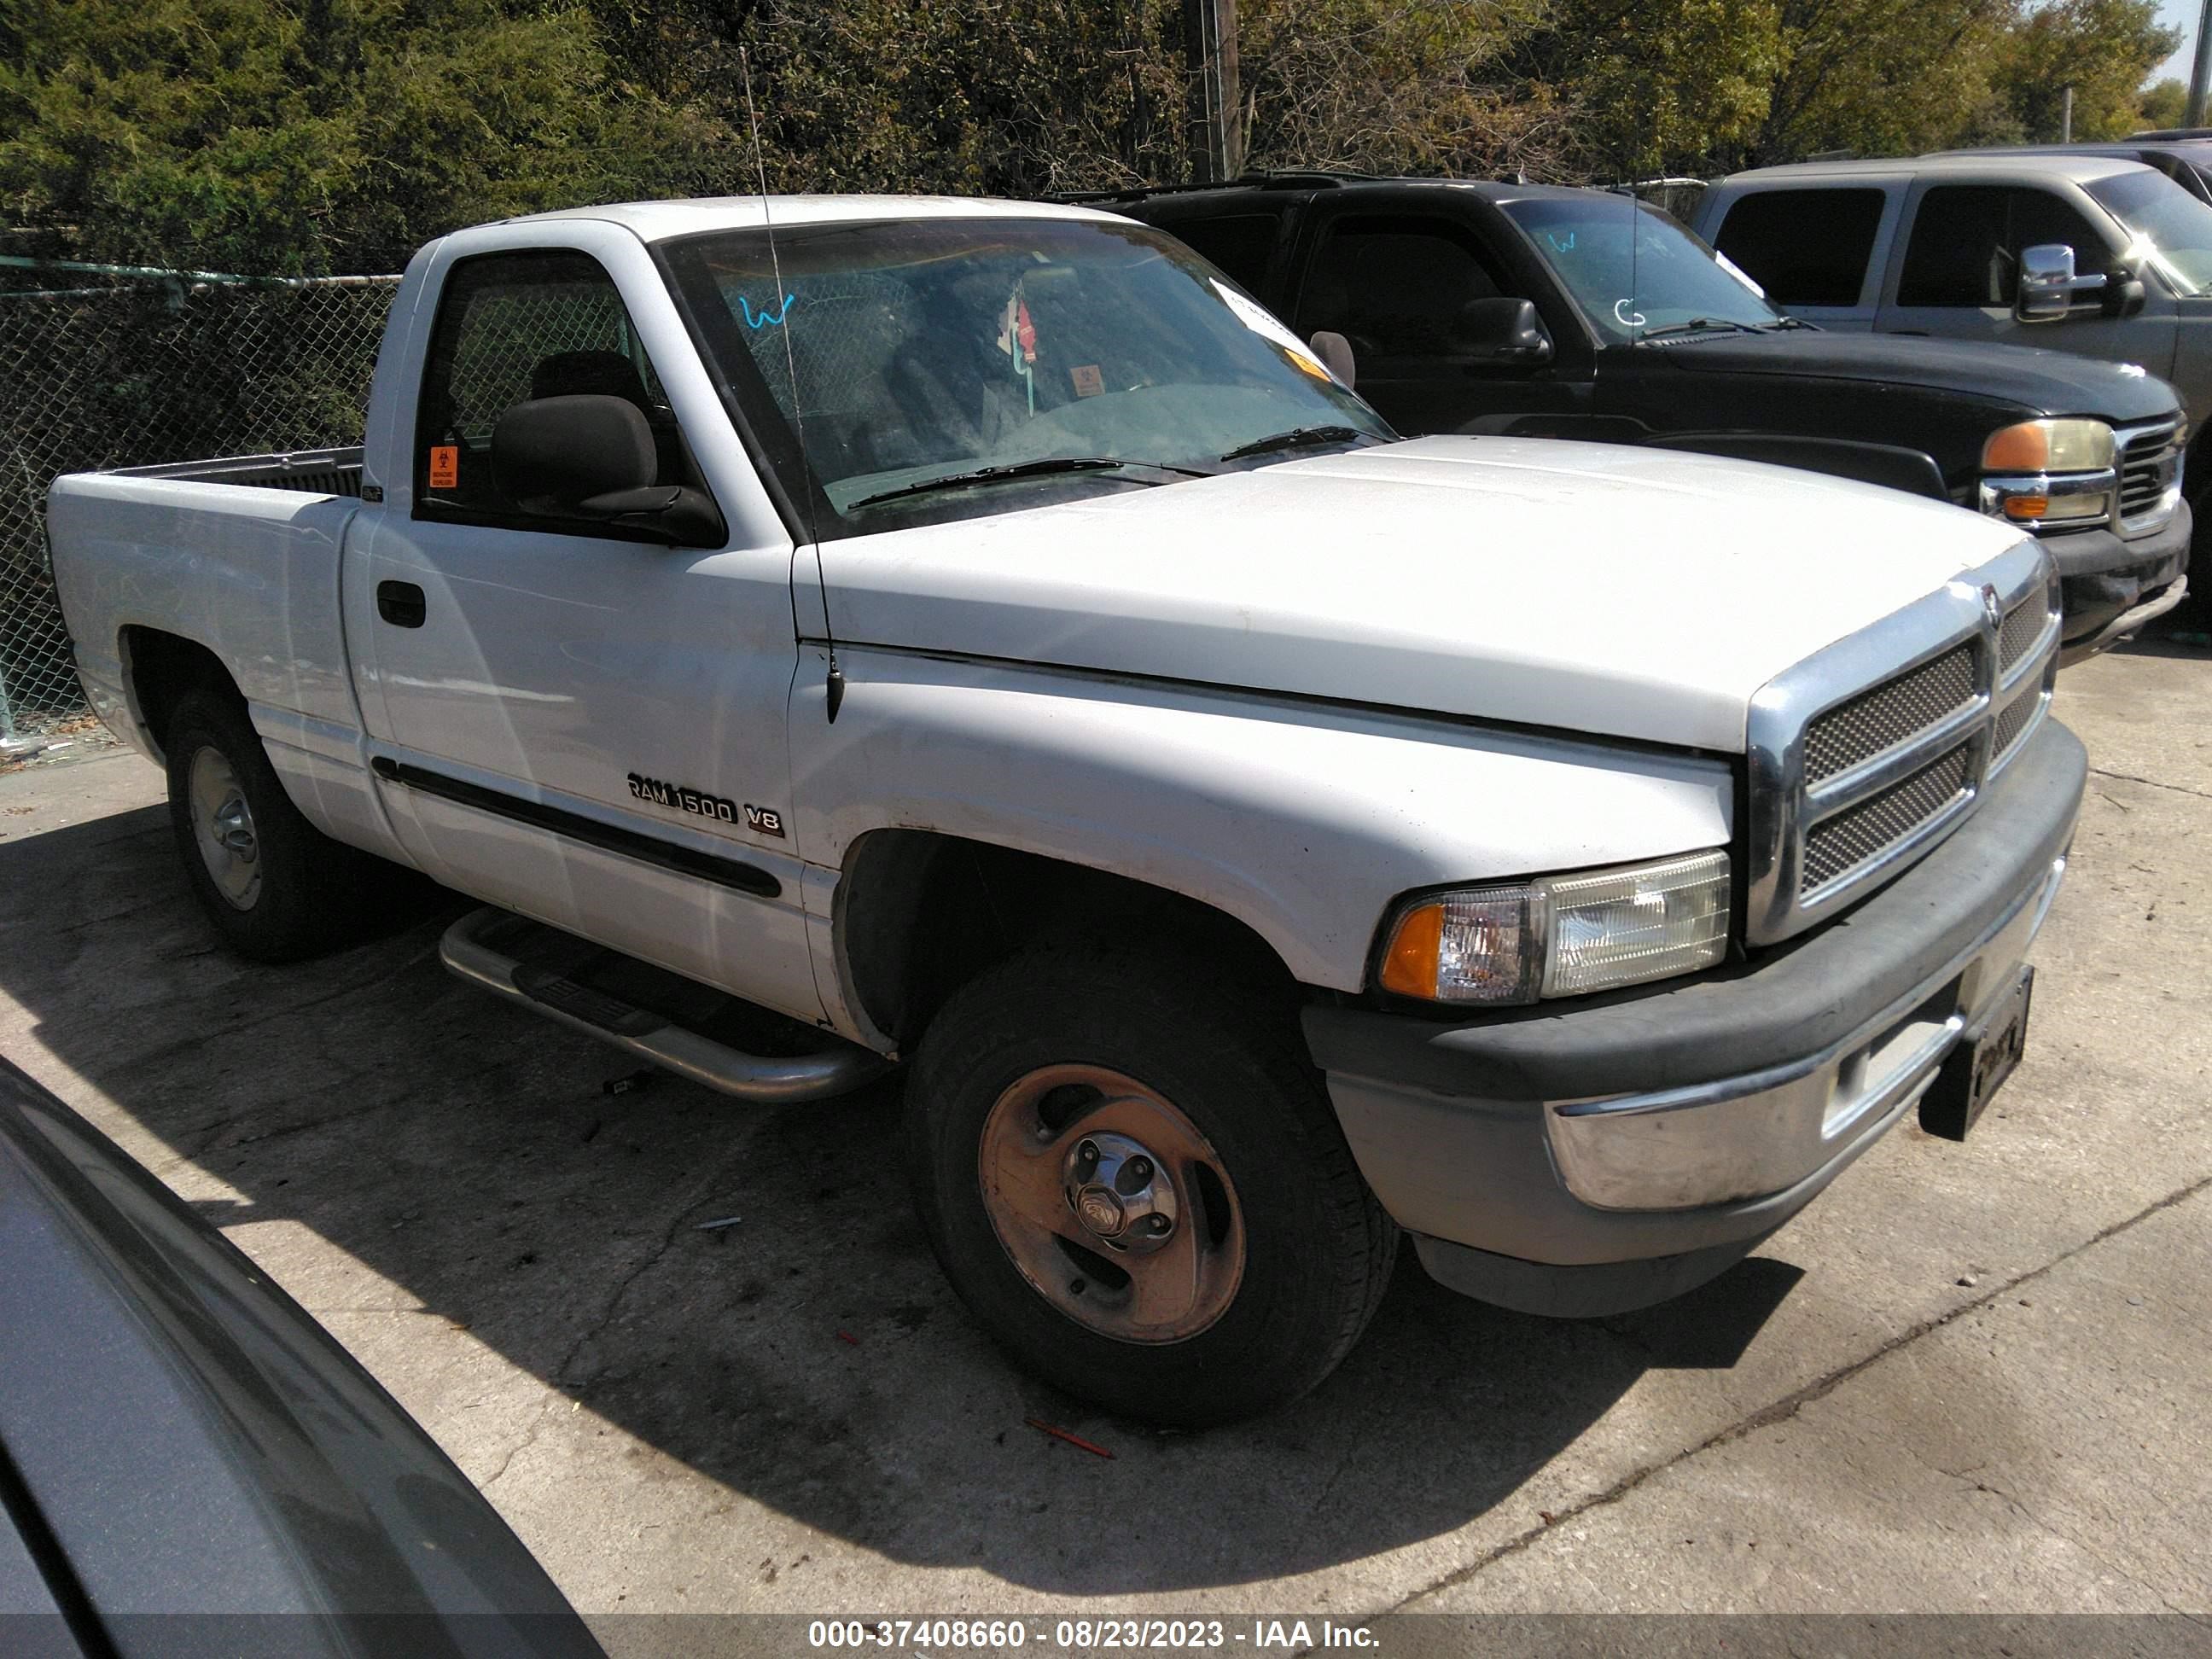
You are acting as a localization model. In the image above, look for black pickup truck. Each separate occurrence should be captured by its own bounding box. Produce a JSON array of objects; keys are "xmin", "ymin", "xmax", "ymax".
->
[{"xmin": 1108, "ymin": 174, "xmax": 2192, "ymax": 663}]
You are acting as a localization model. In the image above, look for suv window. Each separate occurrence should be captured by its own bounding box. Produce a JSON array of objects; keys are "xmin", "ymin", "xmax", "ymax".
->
[
  {"xmin": 1896, "ymin": 186, "xmax": 2115, "ymax": 307},
  {"xmin": 1713, "ymin": 188, "xmax": 1883, "ymax": 306},
  {"xmin": 1167, "ymin": 212, "xmax": 1281, "ymax": 293},
  {"xmin": 1293, "ymin": 217, "xmax": 1505, "ymax": 358},
  {"xmin": 414, "ymin": 249, "xmax": 693, "ymax": 526}
]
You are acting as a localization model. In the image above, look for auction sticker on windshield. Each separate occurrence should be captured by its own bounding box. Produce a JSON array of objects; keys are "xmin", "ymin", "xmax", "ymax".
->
[{"xmin": 1210, "ymin": 280, "xmax": 1336, "ymax": 381}]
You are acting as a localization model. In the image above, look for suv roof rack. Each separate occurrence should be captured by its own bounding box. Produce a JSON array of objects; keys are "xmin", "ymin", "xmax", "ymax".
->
[{"xmin": 1050, "ymin": 170, "xmax": 1371, "ymax": 204}]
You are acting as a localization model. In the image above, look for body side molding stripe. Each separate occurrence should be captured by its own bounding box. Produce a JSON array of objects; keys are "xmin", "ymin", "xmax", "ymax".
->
[{"xmin": 370, "ymin": 756, "xmax": 783, "ymax": 899}]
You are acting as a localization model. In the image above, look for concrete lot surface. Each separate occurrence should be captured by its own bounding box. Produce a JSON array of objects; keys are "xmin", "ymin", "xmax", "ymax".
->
[{"xmin": 1, "ymin": 641, "xmax": 2207, "ymax": 1626}]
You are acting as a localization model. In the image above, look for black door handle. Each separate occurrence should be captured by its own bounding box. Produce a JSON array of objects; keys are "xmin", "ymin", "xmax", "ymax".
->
[{"xmin": 376, "ymin": 580, "xmax": 426, "ymax": 628}]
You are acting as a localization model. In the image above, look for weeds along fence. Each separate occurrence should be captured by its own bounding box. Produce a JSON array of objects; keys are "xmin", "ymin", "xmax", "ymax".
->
[{"xmin": 0, "ymin": 259, "xmax": 401, "ymax": 743}]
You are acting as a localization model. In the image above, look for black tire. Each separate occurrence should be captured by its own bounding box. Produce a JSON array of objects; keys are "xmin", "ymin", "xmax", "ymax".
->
[
  {"xmin": 905, "ymin": 947, "xmax": 1396, "ymax": 1426},
  {"xmin": 164, "ymin": 689, "xmax": 396, "ymax": 961}
]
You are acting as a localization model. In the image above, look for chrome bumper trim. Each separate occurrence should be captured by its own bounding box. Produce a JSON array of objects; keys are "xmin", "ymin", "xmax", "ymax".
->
[
  {"xmin": 1546, "ymin": 849, "xmax": 2069, "ymax": 1212},
  {"xmin": 2058, "ymin": 574, "xmax": 2190, "ymax": 668}
]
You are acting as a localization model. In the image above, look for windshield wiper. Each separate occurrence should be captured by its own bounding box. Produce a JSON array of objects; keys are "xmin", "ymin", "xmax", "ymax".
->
[
  {"xmin": 850, "ymin": 456, "xmax": 1206, "ymax": 509},
  {"xmin": 1761, "ymin": 315, "xmax": 1820, "ymax": 331},
  {"xmin": 1219, "ymin": 424, "xmax": 1369, "ymax": 463},
  {"xmin": 1639, "ymin": 317, "xmax": 1761, "ymax": 341}
]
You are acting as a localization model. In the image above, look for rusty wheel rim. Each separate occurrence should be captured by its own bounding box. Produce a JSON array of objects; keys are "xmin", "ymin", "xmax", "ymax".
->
[{"xmin": 977, "ymin": 1063, "xmax": 1245, "ymax": 1345}]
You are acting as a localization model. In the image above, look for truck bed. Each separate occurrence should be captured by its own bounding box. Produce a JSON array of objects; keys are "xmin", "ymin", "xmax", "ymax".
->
[
  {"xmin": 99, "ymin": 446, "xmax": 365, "ymax": 498},
  {"xmin": 45, "ymin": 448, "xmax": 376, "ymax": 847}
]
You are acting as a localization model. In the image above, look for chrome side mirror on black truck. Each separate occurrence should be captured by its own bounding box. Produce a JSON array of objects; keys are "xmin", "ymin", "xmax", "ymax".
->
[
  {"xmin": 2017, "ymin": 243, "xmax": 2100, "ymax": 322},
  {"xmin": 2016, "ymin": 243, "xmax": 2143, "ymax": 323}
]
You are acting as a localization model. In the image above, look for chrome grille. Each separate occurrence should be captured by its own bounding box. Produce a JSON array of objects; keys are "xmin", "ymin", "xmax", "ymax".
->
[
  {"xmin": 1802, "ymin": 746, "xmax": 1974, "ymax": 893},
  {"xmin": 2117, "ymin": 421, "xmax": 2180, "ymax": 528},
  {"xmin": 1802, "ymin": 644, "xmax": 1975, "ymax": 783},
  {"xmin": 1992, "ymin": 681, "xmax": 2044, "ymax": 762},
  {"xmin": 1745, "ymin": 540, "xmax": 2060, "ymax": 945},
  {"xmin": 1998, "ymin": 592, "xmax": 2048, "ymax": 672}
]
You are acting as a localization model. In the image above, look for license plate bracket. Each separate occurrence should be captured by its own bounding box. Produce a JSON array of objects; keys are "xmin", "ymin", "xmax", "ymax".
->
[{"xmin": 1920, "ymin": 966, "xmax": 2034, "ymax": 1142}]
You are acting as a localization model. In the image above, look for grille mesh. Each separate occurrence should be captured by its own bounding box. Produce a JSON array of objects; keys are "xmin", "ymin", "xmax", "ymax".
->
[
  {"xmin": 2120, "ymin": 425, "xmax": 2176, "ymax": 518},
  {"xmin": 1802, "ymin": 645, "xmax": 1976, "ymax": 784},
  {"xmin": 1992, "ymin": 683, "xmax": 2044, "ymax": 761},
  {"xmin": 1999, "ymin": 595, "xmax": 2050, "ymax": 674},
  {"xmin": 1802, "ymin": 744, "xmax": 1973, "ymax": 894}
]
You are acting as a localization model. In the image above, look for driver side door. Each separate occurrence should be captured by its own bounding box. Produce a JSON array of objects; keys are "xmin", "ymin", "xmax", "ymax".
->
[
  {"xmin": 1876, "ymin": 181, "xmax": 2174, "ymax": 372},
  {"xmin": 349, "ymin": 239, "xmax": 820, "ymax": 1022}
]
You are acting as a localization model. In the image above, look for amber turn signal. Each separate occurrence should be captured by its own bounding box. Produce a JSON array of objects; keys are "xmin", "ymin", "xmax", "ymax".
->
[{"xmin": 1379, "ymin": 903, "xmax": 1443, "ymax": 999}]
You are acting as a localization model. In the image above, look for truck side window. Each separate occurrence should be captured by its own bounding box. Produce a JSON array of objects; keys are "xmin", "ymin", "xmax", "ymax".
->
[
  {"xmin": 1165, "ymin": 212, "xmax": 1282, "ymax": 293},
  {"xmin": 1897, "ymin": 186, "xmax": 2114, "ymax": 307},
  {"xmin": 1294, "ymin": 218, "xmax": 1506, "ymax": 359},
  {"xmin": 413, "ymin": 249, "xmax": 694, "ymax": 525},
  {"xmin": 1712, "ymin": 189, "xmax": 1883, "ymax": 306}
]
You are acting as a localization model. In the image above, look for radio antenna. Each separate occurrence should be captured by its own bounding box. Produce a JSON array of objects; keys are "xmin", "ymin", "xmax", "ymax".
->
[{"xmin": 741, "ymin": 46, "xmax": 844, "ymax": 722}]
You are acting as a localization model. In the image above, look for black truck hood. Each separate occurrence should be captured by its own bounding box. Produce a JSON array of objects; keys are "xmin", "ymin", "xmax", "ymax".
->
[{"xmin": 1651, "ymin": 330, "xmax": 2180, "ymax": 422}]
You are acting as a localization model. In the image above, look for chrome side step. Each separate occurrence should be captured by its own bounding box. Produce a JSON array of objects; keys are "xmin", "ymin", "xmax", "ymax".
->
[{"xmin": 439, "ymin": 906, "xmax": 891, "ymax": 1103}]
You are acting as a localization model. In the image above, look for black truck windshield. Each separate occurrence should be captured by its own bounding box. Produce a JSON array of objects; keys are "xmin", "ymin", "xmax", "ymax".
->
[
  {"xmin": 662, "ymin": 216, "xmax": 1388, "ymax": 536},
  {"xmin": 1500, "ymin": 195, "xmax": 1787, "ymax": 344}
]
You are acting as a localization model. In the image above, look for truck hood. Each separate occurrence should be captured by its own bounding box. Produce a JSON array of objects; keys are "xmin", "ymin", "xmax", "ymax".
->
[
  {"xmin": 818, "ymin": 435, "xmax": 2028, "ymax": 752},
  {"xmin": 1650, "ymin": 330, "xmax": 2180, "ymax": 423}
]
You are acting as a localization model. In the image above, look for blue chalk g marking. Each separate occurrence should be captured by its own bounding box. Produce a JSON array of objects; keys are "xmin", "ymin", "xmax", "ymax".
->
[{"xmin": 736, "ymin": 293, "xmax": 796, "ymax": 329}]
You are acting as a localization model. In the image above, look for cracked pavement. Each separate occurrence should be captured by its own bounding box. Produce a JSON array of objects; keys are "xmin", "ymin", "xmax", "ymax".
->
[{"xmin": 0, "ymin": 637, "xmax": 2205, "ymax": 1619}]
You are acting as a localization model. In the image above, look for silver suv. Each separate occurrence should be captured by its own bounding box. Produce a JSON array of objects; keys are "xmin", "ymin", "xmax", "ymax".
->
[{"xmin": 1693, "ymin": 153, "xmax": 2208, "ymax": 639}]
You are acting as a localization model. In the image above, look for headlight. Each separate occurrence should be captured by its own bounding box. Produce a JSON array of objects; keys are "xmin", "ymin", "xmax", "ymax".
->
[
  {"xmin": 1377, "ymin": 849, "xmax": 1731, "ymax": 1006},
  {"xmin": 1982, "ymin": 418, "xmax": 2115, "ymax": 474},
  {"xmin": 1979, "ymin": 419, "xmax": 2117, "ymax": 527}
]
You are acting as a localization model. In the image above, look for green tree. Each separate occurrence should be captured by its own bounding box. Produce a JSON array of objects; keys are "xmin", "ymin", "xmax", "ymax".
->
[
  {"xmin": 1990, "ymin": 0, "xmax": 2179, "ymax": 141},
  {"xmin": 0, "ymin": 0, "xmax": 734, "ymax": 273},
  {"xmin": 2139, "ymin": 75, "xmax": 2188, "ymax": 130}
]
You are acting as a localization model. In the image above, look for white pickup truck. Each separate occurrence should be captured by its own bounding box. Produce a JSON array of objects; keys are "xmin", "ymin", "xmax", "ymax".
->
[{"xmin": 48, "ymin": 196, "xmax": 2086, "ymax": 1425}]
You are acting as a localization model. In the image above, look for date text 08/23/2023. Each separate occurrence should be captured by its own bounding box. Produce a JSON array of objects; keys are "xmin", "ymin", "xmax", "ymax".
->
[{"xmin": 806, "ymin": 1619, "xmax": 1380, "ymax": 1650}]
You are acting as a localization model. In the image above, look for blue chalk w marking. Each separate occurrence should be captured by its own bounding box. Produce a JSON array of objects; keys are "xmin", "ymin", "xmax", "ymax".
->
[{"xmin": 736, "ymin": 293, "xmax": 797, "ymax": 328}]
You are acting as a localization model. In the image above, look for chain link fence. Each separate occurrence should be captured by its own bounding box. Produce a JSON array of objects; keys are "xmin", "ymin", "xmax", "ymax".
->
[{"xmin": 0, "ymin": 262, "xmax": 401, "ymax": 749}]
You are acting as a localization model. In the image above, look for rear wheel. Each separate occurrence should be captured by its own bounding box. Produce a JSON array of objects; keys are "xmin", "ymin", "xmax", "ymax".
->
[
  {"xmin": 905, "ymin": 947, "xmax": 1395, "ymax": 1426},
  {"xmin": 164, "ymin": 690, "xmax": 396, "ymax": 961}
]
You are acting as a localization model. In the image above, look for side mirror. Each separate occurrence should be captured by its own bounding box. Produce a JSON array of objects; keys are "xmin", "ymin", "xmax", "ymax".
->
[
  {"xmin": 1307, "ymin": 329, "xmax": 1358, "ymax": 390},
  {"xmin": 1454, "ymin": 297, "xmax": 1554, "ymax": 365},
  {"xmin": 577, "ymin": 484, "xmax": 727, "ymax": 548},
  {"xmin": 490, "ymin": 393, "xmax": 725, "ymax": 546},
  {"xmin": 2016, "ymin": 243, "xmax": 2106, "ymax": 323}
]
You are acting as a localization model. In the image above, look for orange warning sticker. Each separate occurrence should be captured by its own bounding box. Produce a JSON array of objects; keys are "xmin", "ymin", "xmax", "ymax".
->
[
  {"xmin": 428, "ymin": 445, "xmax": 458, "ymax": 490},
  {"xmin": 1069, "ymin": 364, "xmax": 1103, "ymax": 398}
]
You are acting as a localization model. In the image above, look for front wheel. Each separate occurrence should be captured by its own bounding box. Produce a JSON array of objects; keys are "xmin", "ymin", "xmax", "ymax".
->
[{"xmin": 905, "ymin": 948, "xmax": 1396, "ymax": 1426}]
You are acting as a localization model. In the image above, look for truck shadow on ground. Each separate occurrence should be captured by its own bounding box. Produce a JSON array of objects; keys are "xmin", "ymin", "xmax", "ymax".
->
[{"xmin": 0, "ymin": 803, "xmax": 1802, "ymax": 1594}]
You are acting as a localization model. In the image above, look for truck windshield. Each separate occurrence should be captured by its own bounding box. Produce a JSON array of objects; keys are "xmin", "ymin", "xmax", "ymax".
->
[
  {"xmin": 2084, "ymin": 170, "xmax": 2212, "ymax": 297},
  {"xmin": 1499, "ymin": 195, "xmax": 1787, "ymax": 343},
  {"xmin": 662, "ymin": 217, "xmax": 1389, "ymax": 536}
]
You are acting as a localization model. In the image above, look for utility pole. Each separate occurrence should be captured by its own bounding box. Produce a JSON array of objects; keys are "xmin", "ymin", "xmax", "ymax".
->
[
  {"xmin": 2060, "ymin": 84, "xmax": 2074, "ymax": 142},
  {"xmin": 2189, "ymin": 0, "xmax": 2212, "ymax": 127},
  {"xmin": 1184, "ymin": 0, "xmax": 1242, "ymax": 183}
]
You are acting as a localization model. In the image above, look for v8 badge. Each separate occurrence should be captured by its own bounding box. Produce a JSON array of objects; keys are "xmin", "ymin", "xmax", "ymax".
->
[{"xmin": 743, "ymin": 803, "xmax": 786, "ymax": 838}]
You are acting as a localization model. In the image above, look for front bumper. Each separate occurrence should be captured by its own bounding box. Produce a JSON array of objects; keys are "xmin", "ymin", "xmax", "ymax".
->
[
  {"xmin": 2035, "ymin": 503, "xmax": 2191, "ymax": 666},
  {"xmin": 1301, "ymin": 719, "xmax": 2087, "ymax": 1317}
]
